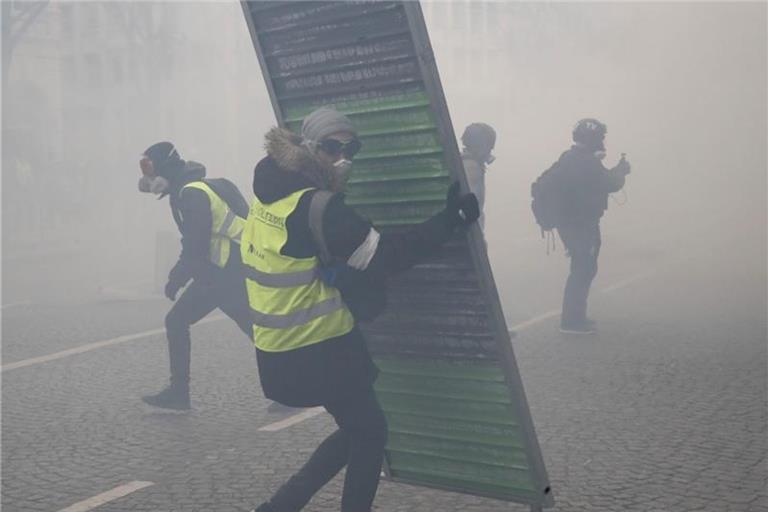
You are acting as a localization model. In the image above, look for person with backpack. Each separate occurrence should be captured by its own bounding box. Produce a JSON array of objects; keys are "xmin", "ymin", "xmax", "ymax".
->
[
  {"xmin": 460, "ymin": 122, "xmax": 496, "ymax": 231},
  {"xmin": 531, "ymin": 119, "xmax": 631, "ymax": 334},
  {"xmin": 243, "ymin": 107, "xmax": 479, "ymax": 512},
  {"xmin": 137, "ymin": 142, "xmax": 253, "ymax": 409}
]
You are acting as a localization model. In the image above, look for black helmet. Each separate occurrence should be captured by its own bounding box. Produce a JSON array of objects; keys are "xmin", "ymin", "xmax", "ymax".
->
[
  {"xmin": 572, "ymin": 118, "xmax": 607, "ymax": 149},
  {"xmin": 462, "ymin": 123, "xmax": 496, "ymax": 152},
  {"xmin": 461, "ymin": 123, "xmax": 496, "ymax": 165},
  {"xmin": 142, "ymin": 141, "xmax": 182, "ymax": 178}
]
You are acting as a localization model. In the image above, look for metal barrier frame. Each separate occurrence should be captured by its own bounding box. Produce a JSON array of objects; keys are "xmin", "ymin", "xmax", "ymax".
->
[{"xmin": 240, "ymin": 2, "xmax": 553, "ymax": 509}]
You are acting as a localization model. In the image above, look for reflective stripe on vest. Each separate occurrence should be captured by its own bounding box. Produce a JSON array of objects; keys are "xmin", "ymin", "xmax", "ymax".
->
[
  {"xmin": 240, "ymin": 187, "xmax": 354, "ymax": 352},
  {"xmin": 182, "ymin": 181, "xmax": 245, "ymax": 268},
  {"xmin": 244, "ymin": 266, "xmax": 320, "ymax": 288},
  {"xmin": 250, "ymin": 295, "xmax": 345, "ymax": 329},
  {"xmin": 219, "ymin": 209, "xmax": 239, "ymax": 241}
]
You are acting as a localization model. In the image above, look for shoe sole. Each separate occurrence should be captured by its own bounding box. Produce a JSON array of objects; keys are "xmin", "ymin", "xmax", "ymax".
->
[
  {"xmin": 559, "ymin": 327, "xmax": 596, "ymax": 334},
  {"xmin": 266, "ymin": 403, "xmax": 301, "ymax": 414}
]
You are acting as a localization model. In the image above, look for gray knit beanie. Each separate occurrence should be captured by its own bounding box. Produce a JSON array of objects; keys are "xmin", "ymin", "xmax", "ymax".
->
[{"xmin": 301, "ymin": 107, "xmax": 356, "ymax": 148}]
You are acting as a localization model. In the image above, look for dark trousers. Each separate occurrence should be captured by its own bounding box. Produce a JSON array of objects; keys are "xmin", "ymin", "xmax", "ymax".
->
[
  {"xmin": 558, "ymin": 223, "xmax": 602, "ymax": 326},
  {"xmin": 266, "ymin": 387, "xmax": 388, "ymax": 512},
  {"xmin": 165, "ymin": 270, "xmax": 251, "ymax": 388}
]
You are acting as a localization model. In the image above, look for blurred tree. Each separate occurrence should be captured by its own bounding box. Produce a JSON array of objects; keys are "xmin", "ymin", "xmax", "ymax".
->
[{"xmin": 1, "ymin": 0, "xmax": 49, "ymax": 87}]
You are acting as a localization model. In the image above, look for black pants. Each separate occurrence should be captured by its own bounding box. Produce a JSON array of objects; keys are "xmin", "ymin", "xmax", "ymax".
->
[
  {"xmin": 165, "ymin": 269, "xmax": 251, "ymax": 388},
  {"xmin": 558, "ymin": 223, "xmax": 601, "ymax": 326},
  {"xmin": 265, "ymin": 387, "xmax": 388, "ymax": 512}
]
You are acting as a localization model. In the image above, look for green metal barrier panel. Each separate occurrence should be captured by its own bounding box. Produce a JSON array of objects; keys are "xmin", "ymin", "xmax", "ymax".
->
[{"xmin": 241, "ymin": 2, "xmax": 553, "ymax": 509}]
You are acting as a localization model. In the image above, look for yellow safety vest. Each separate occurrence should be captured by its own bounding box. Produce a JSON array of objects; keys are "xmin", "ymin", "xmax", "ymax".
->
[
  {"xmin": 240, "ymin": 188, "xmax": 354, "ymax": 352},
  {"xmin": 182, "ymin": 181, "xmax": 245, "ymax": 268}
]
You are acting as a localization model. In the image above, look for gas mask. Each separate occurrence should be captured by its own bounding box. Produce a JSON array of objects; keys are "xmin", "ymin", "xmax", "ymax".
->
[
  {"xmin": 466, "ymin": 145, "xmax": 495, "ymax": 166},
  {"xmin": 332, "ymin": 158, "xmax": 353, "ymax": 184},
  {"xmin": 138, "ymin": 175, "xmax": 170, "ymax": 195},
  {"xmin": 139, "ymin": 154, "xmax": 171, "ymax": 195},
  {"xmin": 311, "ymin": 136, "xmax": 361, "ymax": 190}
]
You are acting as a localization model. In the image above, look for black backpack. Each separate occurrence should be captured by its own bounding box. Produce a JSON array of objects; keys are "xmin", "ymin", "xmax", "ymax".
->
[
  {"xmin": 531, "ymin": 160, "xmax": 563, "ymax": 233},
  {"xmin": 203, "ymin": 178, "xmax": 249, "ymax": 219}
]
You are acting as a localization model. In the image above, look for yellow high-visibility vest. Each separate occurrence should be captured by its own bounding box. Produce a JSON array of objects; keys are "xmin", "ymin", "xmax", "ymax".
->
[
  {"xmin": 182, "ymin": 181, "xmax": 245, "ymax": 268},
  {"xmin": 240, "ymin": 188, "xmax": 354, "ymax": 351}
]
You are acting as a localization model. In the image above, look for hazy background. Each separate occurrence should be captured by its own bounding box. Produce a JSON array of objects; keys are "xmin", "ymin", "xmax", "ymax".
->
[{"xmin": 2, "ymin": 0, "xmax": 766, "ymax": 325}]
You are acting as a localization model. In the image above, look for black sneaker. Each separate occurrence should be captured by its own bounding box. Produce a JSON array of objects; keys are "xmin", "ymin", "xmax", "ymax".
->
[
  {"xmin": 559, "ymin": 319, "xmax": 596, "ymax": 334},
  {"xmin": 142, "ymin": 385, "xmax": 191, "ymax": 410}
]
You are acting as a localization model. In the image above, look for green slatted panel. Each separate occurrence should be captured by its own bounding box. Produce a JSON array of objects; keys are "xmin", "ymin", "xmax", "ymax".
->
[
  {"xmin": 289, "ymin": 96, "xmax": 448, "ymax": 225},
  {"xmin": 347, "ymin": 156, "xmax": 448, "ymax": 184},
  {"xmin": 373, "ymin": 358, "xmax": 541, "ymax": 502},
  {"xmin": 283, "ymin": 90, "xmax": 432, "ymax": 122},
  {"xmin": 241, "ymin": 2, "xmax": 552, "ymax": 509},
  {"xmin": 287, "ymin": 106, "xmax": 437, "ymax": 137}
]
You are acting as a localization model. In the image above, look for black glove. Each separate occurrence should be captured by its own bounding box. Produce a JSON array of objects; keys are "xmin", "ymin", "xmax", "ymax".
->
[
  {"xmin": 164, "ymin": 280, "xmax": 182, "ymax": 301},
  {"xmin": 445, "ymin": 181, "xmax": 480, "ymax": 227}
]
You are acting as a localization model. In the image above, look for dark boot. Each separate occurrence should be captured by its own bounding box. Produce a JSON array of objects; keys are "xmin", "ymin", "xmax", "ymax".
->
[{"xmin": 142, "ymin": 380, "xmax": 190, "ymax": 410}]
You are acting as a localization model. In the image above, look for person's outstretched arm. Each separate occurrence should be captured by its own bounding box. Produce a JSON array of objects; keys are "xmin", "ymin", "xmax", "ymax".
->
[{"xmin": 322, "ymin": 183, "xmax": 479, "ymax": 280}]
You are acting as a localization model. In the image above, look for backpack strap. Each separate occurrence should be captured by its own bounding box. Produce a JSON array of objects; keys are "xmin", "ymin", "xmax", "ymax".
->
[{"xmin": 308, "ymin": 190, "xmax": 334, "ymax": 266}]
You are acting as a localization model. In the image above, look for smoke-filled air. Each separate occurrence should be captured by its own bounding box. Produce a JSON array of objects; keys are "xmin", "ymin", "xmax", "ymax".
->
[{"xmin": 2, "ymin": 2, "xmax": 765, "ymax": 512}]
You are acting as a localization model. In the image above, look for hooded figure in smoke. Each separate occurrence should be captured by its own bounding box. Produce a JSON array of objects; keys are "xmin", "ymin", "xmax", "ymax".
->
[
  {"xmin": 460, "ymin": 122, "xmax": 496, "ymax": 231},
  {"xmin": 550, "ymin": 118, "xmax": 631, "ymax": 334},
  {"xmin": 138, "ymin": 142, "xmax": 253, "ymax": 410},
  {"xmin": 243, "ymin": 107, "xmax": 480, "ymax": 512}
]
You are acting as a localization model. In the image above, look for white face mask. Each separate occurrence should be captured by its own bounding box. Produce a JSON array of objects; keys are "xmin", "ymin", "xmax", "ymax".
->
[
  {"xmin": 333, "ymin": 158, "xmax": 353, "ymax": 183},
  {"xmin": 594, "ymin": 150, "xmax": 607, "ymax": 161},
  {"xmin": 466, "ymin": 146, "xmax": 495, "ymax": 166},
  {"xmin": 138, "ymin": 175, "xmax": 170, "ymax": 195}
]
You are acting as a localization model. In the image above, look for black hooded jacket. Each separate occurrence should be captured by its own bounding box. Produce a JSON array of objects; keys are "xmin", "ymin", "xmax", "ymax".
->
[
  {"xmin": 554, "ymin": 145, "xmax": 628, "ymax": 227},
  {"xmin": 250, "ymin": 128, "xmax": 459, "ymax": 407},
  {"xmin": 166, "ymin": 161, "xmax": 249, "ymax": 289}
]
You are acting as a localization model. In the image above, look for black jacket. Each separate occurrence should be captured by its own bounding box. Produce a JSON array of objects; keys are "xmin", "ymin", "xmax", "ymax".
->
[
  {"xmin": 251, "ymin": 128, "xmax": 458, "ymax": 407},
  {"xmin": 166, "ymin": 161, "xmax": 249, "ymax": 289},
  {"xmin": 555, "ymin": 145, "xmax": 628, "ymax": 227}
]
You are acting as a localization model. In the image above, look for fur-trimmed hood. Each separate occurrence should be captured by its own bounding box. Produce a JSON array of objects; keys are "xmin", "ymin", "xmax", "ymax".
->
[
  {"xmin": 255, "ymin": 127, "xmax": 339, "ymax": 203},
  {"xmin": 264, "ymin": 127, "xmax": 322, "ymax": 175}
]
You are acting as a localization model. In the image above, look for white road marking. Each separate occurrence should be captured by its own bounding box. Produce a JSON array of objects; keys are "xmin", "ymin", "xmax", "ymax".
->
[
  {"xmin": 56, "ymin": 481, "xmax": 154, "ymax": 512},
  {"xmin": 258, "ymin": 407, "xmax": 325, "ymax": 432},
  {"xmin": 257, "ymin": 269, "xmax": 659, "ymax": 432},
  {"xmin": 1, "ymin": 315, "xmax": 225, "ymax": 373},
  {"xmin": 1, "ymin": 300, "xmax": 32, "ymax": 310},
  {"xmin": 510, "ymin": 309, "xmax": 561, "ymax": 332},
  {"xmin": 7, "ymin": 268, "xmax": 659, "ymax": 438},
  {"xmin": 601, "ymin": 269, "xmax": 656, "ymax": 294},
  {"xmin": 2, "ymin": 268, "xmax": 659, "ymax": 374},
  {"xmin": 509, "ymin": 269, "xmax": 657, "ymax": 334}
]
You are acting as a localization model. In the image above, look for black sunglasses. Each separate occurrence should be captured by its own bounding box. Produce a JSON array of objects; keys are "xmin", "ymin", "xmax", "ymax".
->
[{"xmin": 318, "ymin": 138, "xmax": 362, "ymax": 159}]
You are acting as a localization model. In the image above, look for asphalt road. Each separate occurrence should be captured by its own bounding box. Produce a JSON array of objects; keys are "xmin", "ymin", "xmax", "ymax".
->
[{"xmin": 2, "ymin": 239, "xmax": 766, "ymax": 512}]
